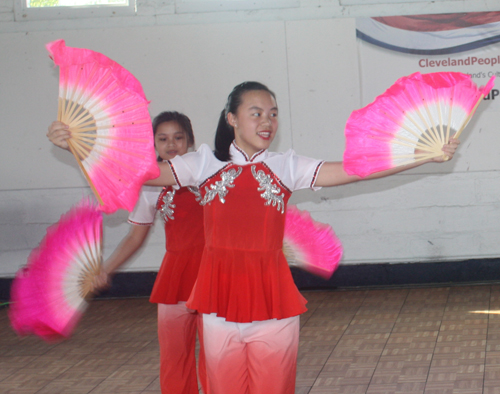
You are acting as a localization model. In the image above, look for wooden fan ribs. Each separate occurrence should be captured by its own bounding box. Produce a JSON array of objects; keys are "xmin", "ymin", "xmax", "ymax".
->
[
  {"xmin": 62, "ymin": 65, "xmax": 85, "ymax": 124},
  {"xmin": 67, "ymin": 140, "xmax": 104, "ymax": 206},
  {"xmin": 59, "ymin": 65, "xmax": 99, "ymax": 159},
  {"xmin": 387, "ymin": 95, "xmax": 435, "ymax": 149},
  {"xmin": 282, "ymin": 242, "xmax": 302, "ymax": 267},
  {"xmin": 376, "ymin": 83, "xmax": 466, "ymax": 167},
  {"xmin": 377, "ymin": 102, "xmax": 440, "ymax": 161},
  {"xmin": 70, "ymin": 113, "xmax": 150, "ymax": 135},
  {"xmin": 424, "ymin": 87, "xmax": 445, "ymax": 148},
  {"xmin": 77, "ymin": 222, "xmax": 102, "ymax": 300},
  {"xmin": 75, "ymin": 131, "xmax": 148, "ymax": 142},
  {"xmin": 57, "ymin": 212, "xmax": 102, "ymax": 302},
  {"xmin": 69, "ymin": 139, "xmax": 92, "ymax": 162},
  {"xmin": 59, "ymin": 64, "xmax": 150, "ymax": 163},
  {"xmin": 57, "ymin": 62, "xmax": 152, "ymax": 207},
  {"xmin": 406, "ymin": 85, "xmax": 444, "ymax": 156},
  {"xmin": 446, "ymin": 88, "xmax": 455, "ymax": 143},
  {"xmin": 370, "ymin": 126, "xmax": 427, "ymax": 150}
]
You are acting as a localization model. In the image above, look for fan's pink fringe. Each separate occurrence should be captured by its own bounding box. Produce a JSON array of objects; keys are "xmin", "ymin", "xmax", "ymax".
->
[
  {"xmin": 46, "ymin": 39, "xmax": 160, "ymax": 214},
  {"xmin": 46, "ymin": 39, "xmax": 146, "ymax": 97},
  {"xmin": 9, "ymin": 198, "xmax": 102, "ymax": 342},
  {"xmin": 343, "ymin": 71, "xmax": 495, "ymax": 178},
  {"xmin": 283, "ymin": 205, "xmax": 343, "ymax": 279}
]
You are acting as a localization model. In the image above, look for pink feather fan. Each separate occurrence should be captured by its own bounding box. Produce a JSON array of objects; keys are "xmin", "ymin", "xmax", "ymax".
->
[
  {"xmin": 283, "ymin": 205, "xmax": 343, "ymax": 279},
  {"xmin": 9, "ymin": 199, "xmax": 103, "ymax": 342},
  {"xmin": 46, "ymin": 39, "xmax": 159, "ymax": 213},
  {"xmin": 343, "ymin": 72, "xmax": 495, "ymax": 177}
]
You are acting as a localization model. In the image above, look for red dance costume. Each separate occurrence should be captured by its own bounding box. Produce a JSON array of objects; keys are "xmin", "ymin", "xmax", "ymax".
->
[
  {"xmin": 128, "ymin": 185, "xmax": 205, "ymax": 394},
  {"xmin": 168, "ymin": 143, "xmax": 323, "ymax": 394}
]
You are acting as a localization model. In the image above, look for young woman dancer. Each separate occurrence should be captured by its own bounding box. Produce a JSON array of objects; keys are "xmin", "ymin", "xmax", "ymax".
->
[
  {"xmin": 47, "ymin": 111, "xmax": 206, "ymax": 394},
  {"xmin": 49, "ymin": 82, "xmax": 459, "ymax": 394}
]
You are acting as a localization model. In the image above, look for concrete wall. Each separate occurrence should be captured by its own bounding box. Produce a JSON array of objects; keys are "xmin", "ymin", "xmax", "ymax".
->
[{"xmin": 1, "ymin": 0, "xmax": 499, "ymax": 277}]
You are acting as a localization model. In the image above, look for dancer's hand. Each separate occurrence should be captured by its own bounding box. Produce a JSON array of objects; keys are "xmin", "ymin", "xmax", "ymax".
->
[
  {"xmin": 433, "ymin": 138, "xmax": 460, "ymax": 162},
  {"xmin": 47, "ymin": 121, "xmax": 71, "ymax": 150},
  {"xmin": 90, "ymin": 270, "xmax": 111, "ymax": 293}
]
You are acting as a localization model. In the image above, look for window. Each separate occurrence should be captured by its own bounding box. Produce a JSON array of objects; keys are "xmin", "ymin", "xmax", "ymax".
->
[
  {"xmin": 14, "ymin": 0, "xmax": 136, "ymax": 21},
  {"xmin": 175, "ymin": 0, "xmax": 299, "ymax": 14},
  {"xmin": 27, "ymin": 0, "xmax": 128, "ymax": 7}
]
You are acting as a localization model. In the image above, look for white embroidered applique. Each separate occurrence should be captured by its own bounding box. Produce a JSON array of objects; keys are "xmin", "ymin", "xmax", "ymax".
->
[
  {"xmin": 251, "ymin": 166, "xmax": 285, "ymax": 214},
  {"xmin": 188, "ymin": 186, "xmax": 202, "ymax": 202},
  {"xmin": 201, "ymin": 167, "xmax": 242, "ymax": 205},
  {"xmin": 160, "ymin": 189, "xmax": 176, "ymax": 221}
]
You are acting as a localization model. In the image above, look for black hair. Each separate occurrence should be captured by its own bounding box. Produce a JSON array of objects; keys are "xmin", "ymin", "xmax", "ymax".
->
[
  {"xmin": 213, "ymin": 81, "xmax": 276, "ymax": 161},
  {"xmin": 152, "ymin": 111, "xmax": 194, "ymax": 162}
]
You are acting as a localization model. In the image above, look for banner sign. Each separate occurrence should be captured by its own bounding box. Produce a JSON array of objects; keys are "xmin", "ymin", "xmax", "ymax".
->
[{"xmin": 356, "ymin": 12, "xmax": 500, "ymax": 109}]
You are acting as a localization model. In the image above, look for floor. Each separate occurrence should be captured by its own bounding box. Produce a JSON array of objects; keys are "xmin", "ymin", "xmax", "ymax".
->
[{"xmin": 2, "ymin": 284, "xmax": 500, "ymax": 393}]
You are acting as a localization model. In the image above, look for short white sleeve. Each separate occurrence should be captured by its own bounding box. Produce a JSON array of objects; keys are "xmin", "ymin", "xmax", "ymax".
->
[
  {"xmin": 169, "ymin": 144, "xmax": 222, "ymax": 187},
  {"xmin": 127, "ymin": 186, "xmax": 163, "ymax": 225},
  {"xmin": 266, "ymin": 150, "xmax": 324, "ymax": 191}
]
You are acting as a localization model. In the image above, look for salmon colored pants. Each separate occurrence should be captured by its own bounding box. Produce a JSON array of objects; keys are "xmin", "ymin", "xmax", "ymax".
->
[
  {"xmin": 157, "ymin": 302, "xmax": 206, "ymax": 394},
  {"xmin": 201, "ymin": 313, "xmax": 300, "ymax": 394}
]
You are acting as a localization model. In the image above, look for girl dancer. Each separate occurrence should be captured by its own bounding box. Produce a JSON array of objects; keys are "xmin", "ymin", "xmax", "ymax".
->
[
  {"xmin": 148, "ymin": 82, "xmax": 458, "ymax": 394},
  {"xmin": 47, "ymin": 111, "xmax": 206, "ymax": 394}
]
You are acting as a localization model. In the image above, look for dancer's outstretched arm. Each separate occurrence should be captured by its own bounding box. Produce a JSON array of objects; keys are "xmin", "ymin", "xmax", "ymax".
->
[{"xmin": 315, "ymin": 138, "xmax": 460, "ymax": 187}]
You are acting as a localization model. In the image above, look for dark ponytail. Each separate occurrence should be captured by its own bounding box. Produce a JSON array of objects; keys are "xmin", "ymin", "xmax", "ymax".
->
[
  {"xmin": 213, "ymin": 81, "xmax": 276, "ymax": 161},
  {"xmin": 214, "ymin": 109, "xmax": 235, "ymax": 161}
]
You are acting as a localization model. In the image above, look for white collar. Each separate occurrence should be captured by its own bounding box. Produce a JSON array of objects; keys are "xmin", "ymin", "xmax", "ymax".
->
[{"xmin": 229, "ymin": 142, "xmax": 268, "ymax": 164}]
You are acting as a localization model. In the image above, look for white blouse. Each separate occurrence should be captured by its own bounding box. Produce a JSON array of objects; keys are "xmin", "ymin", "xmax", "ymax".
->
[
  {"xmin": 127, "ymin": 185, "xmax": 163, "ymax": 225},
  {"xmin": 169, "ymin": 142, "xmax": 324, "ymax": 192}
]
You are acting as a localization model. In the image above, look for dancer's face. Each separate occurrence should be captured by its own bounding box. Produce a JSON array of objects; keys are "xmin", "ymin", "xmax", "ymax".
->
[
  {"xmin": 227, "ymin": 90, "xmax": 278, "ymax": 158},
  {"xmin": 154, "ymin": 121, "xmax": 192, "ymax": 161}
]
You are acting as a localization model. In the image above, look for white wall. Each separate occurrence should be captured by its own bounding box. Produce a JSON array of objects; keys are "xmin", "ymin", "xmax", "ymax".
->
[{"xmin": 1, "ymin": 0, "xmax": 499, "ymax": 277}]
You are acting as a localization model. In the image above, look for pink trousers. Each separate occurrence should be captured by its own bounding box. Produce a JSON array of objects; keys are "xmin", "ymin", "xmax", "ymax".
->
[
  {"xmin": 157, "ymin": 302, "xmax": 206, "ymax": 394},
  {"xmin": 201, "ymin": 313, "xmax": 300, "ymax": 394}
]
